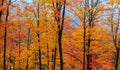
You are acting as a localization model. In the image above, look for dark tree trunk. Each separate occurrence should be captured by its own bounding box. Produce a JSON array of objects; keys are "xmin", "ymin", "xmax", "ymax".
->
[
  {"xmin": 0, "ymin": 0, "xmax": 4, "ymax": 22},
  {"xmin": 115, "ymin": 9, "xmax": 120, "ymax": 70},
  {"xmin": 87, "ymin": 4, "xmax": 92, "ymax": 70},
  {"xmin": 87, "ymin": 29, "xmax": 92, "ymax": 70},
  {"xmin": 46, "ymin": 26, "xmax": 49, "ymax": 67},
  {"xmin": 37, "ymin": 3, "xmax": 42, "ymax": 70},
  {"xmin": 110, "ymin": 8, "xmax": 120, "ymax": 70},
  {"xmin": 53, "ymin": 47, "xmax": 57, "ymax": 70},
  {"xmin": 83, "ymin": 0, "xmax": 87, "ymax": 70},
  {"xmin": 115, "ymin": 48, "xmax": 119, "ymax": 70},
  {"xmin": 38, "ymin": 47, "xmax": 42, "ymax": 70},
  {"xmin": 13, "ymin": 57, "xmax": 15, "ymax": 70},
  {"xmin": 58, "ymin": 31, "xmax": 63, "ymax": 70},
  {"xmin": 47, "ymin": 44, "xmax": 49, "ymax": 66},
  {"xmin": 86, "ymin": 0, "xmax": 97, "ymax": 69},
  {"xmin": 53, "ymin": 0, "xmax": 66, "ymax": 70},
  {"xmin": 4, "ymin": 6, "xmax": 8, "ymax": 70},
  {"xmin": 3, "ymin": 0, "xmax": 11, "ymax": 70},
  {"xmin": 3, "ymin": 27, "xmax": 7, "ymax": 70},
  {"xmin": 26, "ymin": 28, "xmax": 30, "ymax": 70},
  {"xmin": 52, "ymin": 38, "xmax": 57, "ymax": 70},
  {"xmin": 52, "ymin": 49, "xmax": 54, "ymax": 69},
  {"xmin": 26, "ymin": 57, "xmax": 29, "ymax": 70},
  {"xmin": 58, "ymin": 1, "xmax": 66, "ymax": 70}
]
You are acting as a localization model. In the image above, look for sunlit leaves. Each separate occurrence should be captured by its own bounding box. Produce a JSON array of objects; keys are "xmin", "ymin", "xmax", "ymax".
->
[
  {"xmin": 108, "ymin": 0, "xmax": 120, "ymax": 5},
  {"xmin": 76, "ymin": 0, "xmax": 84, "ymax": 2},
  {"xmin": 0, "ymin": 0, "xmax": 120, "ymax": 70}
]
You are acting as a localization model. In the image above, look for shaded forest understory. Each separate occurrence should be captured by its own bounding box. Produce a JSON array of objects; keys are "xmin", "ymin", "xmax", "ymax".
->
[{"xmin": 0, "ymin": 0, "xmax": 120, "ymax": 70}]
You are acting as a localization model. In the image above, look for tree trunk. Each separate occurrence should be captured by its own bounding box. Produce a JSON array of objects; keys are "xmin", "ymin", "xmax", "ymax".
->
[
  {"xmin": 115, "ymin": 48, "xmax": 119, "ymax": 70},
  {"xmin": 26, "ymin": 28, "xmax": 30, "ymax": 70},
  {"xmin": 46, "ymin": 25, "xmax": 49, "ymax": 68},
  {"xmin": 53, "ymin": 0, "xmax": 66, "ymax": 70},
  {"xmin": 3, "ymin": 26, "xmax": 7, "ymax": 70},
  {"xmin": 58, "ymin": 34, "xmax": 63, "ymax": 70},
  {"xmin": 115, "ymin": 9, "xmax": 120, "ymax": 70},
  {"xmin": 110, "ymin": 8, "xmax": 120, "ymax": 70},
  {"xmin": 0, "ymin": 0, "xmax": 4, "ymax": 22},
  {"xmin": 83, "ymin": 0, "xmax": 87, "ymax": 70},
  {"xmin": 37, "ymin": 3, "xmax": 42, "ymax": 70},
  {"xmin": 87, "ymin": 11, "xmax": 92, "ymax": 70},
  {"xmin": 86, "ymin": 0, "xmax": 96, "ymax": 69},
  {"xmin": 3, "ymin": 0, "xmax": 11, "ymax": 70},
  {"xmin": 59, "ymin": 1, "xmax": 66, "ymax": 70},
  {"xmin": 53, "ymin": 47, "xmax": 57, "ymax": 70},
  {"xmin": 38, "ymin": 47, "xmax": 42, "ymax": 70},
  {"xmin": 47, "ymin": 44, "xmax": 49, "ymax": 66},
  {"xmin": 13, "ymin": 57, "xmax": 15, "ymax": 70},
  {"xmin": 87, "ymin": 30, "xmax": 92, "ymax": 70},
  {"xmin": 26, "ymin": 57, "xmax": 29, "ymax": 70}
]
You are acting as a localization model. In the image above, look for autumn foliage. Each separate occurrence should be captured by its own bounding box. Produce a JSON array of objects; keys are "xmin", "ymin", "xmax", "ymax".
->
[{"xmin": 0, "ymin": 0, "xmax": 120, "ymax": 70}]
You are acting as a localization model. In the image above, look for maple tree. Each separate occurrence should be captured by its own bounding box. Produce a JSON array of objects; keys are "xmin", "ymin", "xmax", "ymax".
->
[
  {"xmin": 0, "ymin": 0, "xmax": 120, "ymax": 70},
  {"xmin": 107, "ymin": 0, "xmax": 120, "ymax": 70}
]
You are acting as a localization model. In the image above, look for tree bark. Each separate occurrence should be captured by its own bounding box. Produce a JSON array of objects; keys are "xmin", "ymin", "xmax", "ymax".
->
[
  {"xmin": 114, "ymin": 9, "xmax": 120, "ymax": 70},
  {"xmin": 47, "ymin": 44, "xmax": 49, "ymax": 66},
  {"xmin": 37, "ymin": 3, "xmax": 42, "ymax": 70},
  {"xmin": 110, "ymin": 8, "xmax": 120, "ymax": 70},
  {"xmin": 26, "ymin": 28, "xmax": 30, "ymax": 70},
  {"xmin": 3, "ymin": 0, "xmax": 11, "ymax": 70},
  {"xmin": 38, "ymin": 47, "xmax": 42, "ymax": 70},
  {"xmin": 87, "ymin": 27, "xmax": 92, "ymax": 70},
  {"xmin": 53, "ymin": 47, "xmax": 57, "ymax": 70},
  {"xmin": 83, "ymin": 0, "xmax": 87, "ymax": 70},
  {"xmin": 59, "ymin": 1, "xmax": 66, "ymax": 70},
  {"xmin": 54, "ymin": 0, "xmax": 66, "ymax": 70},
  {"xmin": 115, "ymin": 48, "xmax": 119, "ymax": 70},
  {"xmin": 86, "ymin": 0, "xmax": 98, "ymax": 69},
  {"xmin": 0, "ymin": 0, "xmax": 4, "ymax": 22}
]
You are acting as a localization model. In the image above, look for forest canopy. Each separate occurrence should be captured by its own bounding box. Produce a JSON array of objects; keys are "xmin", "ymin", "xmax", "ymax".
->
[{"xmin": 0, "ymin": 0, "xmax": 120, "ymax": 70}]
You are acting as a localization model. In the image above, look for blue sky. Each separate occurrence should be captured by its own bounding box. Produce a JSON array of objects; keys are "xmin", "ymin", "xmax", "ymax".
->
[
  {"xmin": 26, "ymin": 0, "xmax": 32, "ymax": 3},
  {"xmin": 11, "ymin": 0, "xmax": 32, "ymax": 3}
]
